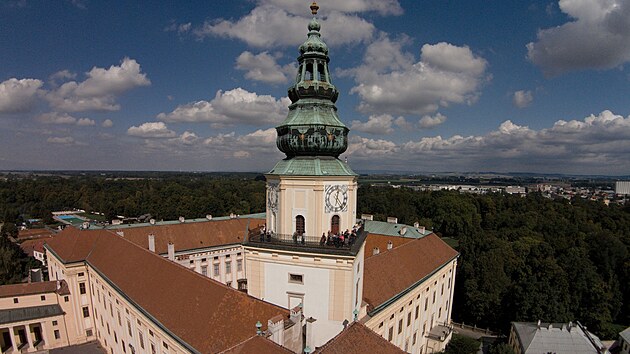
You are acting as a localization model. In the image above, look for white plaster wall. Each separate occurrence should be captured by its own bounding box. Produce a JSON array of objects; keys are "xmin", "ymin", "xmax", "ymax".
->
[{"xmin": 262, "ymin": 258, "xmax": 346, "ymax": 347}]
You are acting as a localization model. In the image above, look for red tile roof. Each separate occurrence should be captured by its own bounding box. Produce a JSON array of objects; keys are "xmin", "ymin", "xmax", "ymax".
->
[
  {"xmin": 314, "ymin": 322, "xmax": 404, "ymax": 353},
  {"xmin": 18, "ymin": 228, "xmax": 54, "ymax": 240},
  {"xmin": 113, "ymin": 218, "xmax": 264, "ymax": 254},
  {"xmin": 46, "ymin": 228, "xmax": 292, "ymax": 353},
  {"xmin": 364, "ymin": 233, "xmax": 414, "ymax": 260},
  {"xmin": 44, "ymin": 227, "xmax": 104, "ymax": 263},
  {"xmin": 219, "ymin": 335, "xmax": 293, "ymax": 353},
  {"xmin": 0, "ymin": 280, "xmax": 64, "ymax": 298},
  {"xmin": 19, "ymin": 239, "xmax": 48, "ymax": 257},
  {"xmin": 363, "ymin": 233, "xmax": 458, "ymax": 312}
]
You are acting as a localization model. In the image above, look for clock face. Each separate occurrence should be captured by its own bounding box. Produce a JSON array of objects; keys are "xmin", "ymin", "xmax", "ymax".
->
[
  {"xmin": 325, "ymin": 184, "xmax": 348, "ymax": 213},
  {"xmin": 267, "ymin": 183, "xmax": 278, "ymax": 212}
]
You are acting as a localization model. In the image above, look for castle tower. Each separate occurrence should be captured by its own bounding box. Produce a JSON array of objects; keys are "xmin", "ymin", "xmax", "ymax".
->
[
  {"xmin": 265, "ymin": 1, "xmax": 357, "ymax": 238},
  {"xmin": 245, "ymin": 3, "xmax": 365, "ymax": 348}
]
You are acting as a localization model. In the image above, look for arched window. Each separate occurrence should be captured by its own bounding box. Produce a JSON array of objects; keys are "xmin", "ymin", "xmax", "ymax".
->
[
  {"xmin": 331, "ymin": 215, "xmax": 340, "ymax": 234},
  {"xmin": 296, "ymin": 215, "xmax": 305, "ymax": 235}
]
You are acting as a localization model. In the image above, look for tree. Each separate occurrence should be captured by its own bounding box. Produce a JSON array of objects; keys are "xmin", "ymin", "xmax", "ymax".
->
[{"xmin": 444, "ymin": 334, "xmax": 480, "ymax": 354}]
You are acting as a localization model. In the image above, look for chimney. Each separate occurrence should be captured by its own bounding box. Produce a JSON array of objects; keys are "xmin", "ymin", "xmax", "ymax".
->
[
  {"xmin": 205, "ymin": 214, "xmax": 212, "ymax": 220},
  {"xmin": 148, "ymin": 234, "xmax": 155, "ymax": 253},
  {"xmin": 399, "ymin": 226, "xmax": 407, "ymax": 235},
  {"xmin": 56, "ymin": 280, "xmax": 61, "ymax": 290},
  {"xmin": 361, "ymin": 214, "xmax": 373, "ymax": 221},
  {"xmin": 413, "ymin": 222, "xmax": 419, "ymax": 228},
  {"xmin": 167, "ymin": 242, "xmax": 175, "ymax": 261},
  {"xmin": 418, "ymin": 226, "xmax": 425, "ymax": 234},
  {"xmin": 149, "ymin": 218, "xmax": 156, "ymax": 225},
  {"xmin": 268, "ymin": 316, "xmax": 285, "ymax": 345},
  {"xmin": 387, "ymin": 216, "xmax": 398, "ymax": 224},
  {"xmin": 178, "ymin": 216, "xmax": 185, "ymax": 223},
  {"xmin": 387, "ymin": 241, "xmax": 393, "ymax": 250}
]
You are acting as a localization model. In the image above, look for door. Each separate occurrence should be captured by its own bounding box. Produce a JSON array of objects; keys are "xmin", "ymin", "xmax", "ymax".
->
[{"xmin": 331, "ymin": 215, "xmax": 340, "ymax": 234}]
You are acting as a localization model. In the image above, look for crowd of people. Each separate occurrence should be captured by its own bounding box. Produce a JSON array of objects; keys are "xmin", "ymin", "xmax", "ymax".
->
[{"xmin": 254, "ymin": 222, "xmax": 362, "ymax": 248}]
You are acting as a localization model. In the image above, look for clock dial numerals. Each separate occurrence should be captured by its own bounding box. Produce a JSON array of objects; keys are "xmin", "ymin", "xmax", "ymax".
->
[
  {"xmin": 267, "ymin": 183, "xmax": 278, "ymax": 212},
  {"xmin": 325, "ymin": 185, "xmax": 348, "ymax": 213}
]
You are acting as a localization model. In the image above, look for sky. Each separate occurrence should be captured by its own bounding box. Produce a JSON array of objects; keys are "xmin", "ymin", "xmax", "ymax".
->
[{"xmin": 1, "ymin": 0, "xmax": 630, "ymax": 175}]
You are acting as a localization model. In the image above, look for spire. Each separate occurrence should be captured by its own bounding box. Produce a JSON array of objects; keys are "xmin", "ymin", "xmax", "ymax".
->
[{"xmin": 274, "ymin": 2, "xmax": 349, "ymax": 160}]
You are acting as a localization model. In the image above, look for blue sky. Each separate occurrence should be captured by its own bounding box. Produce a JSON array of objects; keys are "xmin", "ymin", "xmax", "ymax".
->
[{"xmin": 1, "ymin": 0, "xmax": 630, "ymax": 175}]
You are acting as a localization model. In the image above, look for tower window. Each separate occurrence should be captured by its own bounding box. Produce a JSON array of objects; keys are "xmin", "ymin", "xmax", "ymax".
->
[
  {"xmin": 317, "ymin": 62, "xmax": 326, "ymax": 82},
  {"xmin": 305, "ymin": 63, "xmax": 313, "ymax": 81},
  {"xmin": 296, "ymin": 215, "xmax": 305, "ymax": 235}
]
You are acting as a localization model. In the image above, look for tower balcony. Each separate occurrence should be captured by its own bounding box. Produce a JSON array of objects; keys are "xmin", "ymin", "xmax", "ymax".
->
[{"xmin": 245, "ymin": 228, "xmax": 367, "ymax": 256}]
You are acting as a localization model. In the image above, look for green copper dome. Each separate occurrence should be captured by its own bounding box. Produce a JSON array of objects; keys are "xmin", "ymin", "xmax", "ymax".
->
[{"xmin": 276, "ymin": 5, "xmax": 349, "ymax": 159}]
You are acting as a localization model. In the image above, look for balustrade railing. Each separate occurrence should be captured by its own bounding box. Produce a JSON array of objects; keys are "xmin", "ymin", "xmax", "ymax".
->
[{"xmin": 248, "ymin": 231, "xmax": 358, "ymax": 250}]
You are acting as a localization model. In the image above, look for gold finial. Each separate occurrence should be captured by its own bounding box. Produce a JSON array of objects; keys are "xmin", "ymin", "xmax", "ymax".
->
[{"xmin": 310, "ymin": 2, "xmax": 319, "ymax": 15}]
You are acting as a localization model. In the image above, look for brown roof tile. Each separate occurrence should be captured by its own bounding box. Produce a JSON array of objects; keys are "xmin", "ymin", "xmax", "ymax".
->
[
  {"xmin": 314, "ymin": 322, "xmax": 405, "ymax": 353},
  {"xmin": 115, "ymin": 218, "xmax": 265, "ymax": 254},
  {"xmin": 219, "ymin": 335, "xmax": 293, "ymax": 354},
  {"xmin": 82, "ymin": 230, "xmax": 290, "ymax": 353},
  {"xmin": 43, "ymin": 227, "xmax": 104, "ymax": 263},
  {"xmin": 19, "ymin": 239, "xmax": 48, "ymax": 257},
  {"xmin": 0, "ymin": 281, "xmax": 61, "ymax": 298},
  {"xmin": 364, "ymin": 233, "xmax": 414, "ymax": 260},
  {"xmin": 18, "ymin": 228, "xmax": 54, "ymax": 240},
  {"xmin": 363, "ymin": 233, "xmax": 458, "ymax": 312}
]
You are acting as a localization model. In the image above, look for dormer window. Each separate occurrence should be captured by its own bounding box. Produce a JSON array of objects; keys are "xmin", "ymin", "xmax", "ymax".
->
[
  {"xmin": 387, "ymin": 241, "xmax": 393, "ymax": 250},
  {"xmin": 373, "ymin": 247, "xmax": 380, "ymax": 255}
]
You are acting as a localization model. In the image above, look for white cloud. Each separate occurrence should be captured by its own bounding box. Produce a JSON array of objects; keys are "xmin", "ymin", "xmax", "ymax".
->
[
  {"xmin": 165, "ymin": 22, "xmax": 192, "ymax": 34},
  {"xmin": 48, "ymin": 70, "xmax": 77, "ymax": 86},
  {"xmin": 513, "ymin": 90, "xmax": 533, "ymax": 108},
  {"xmin": 157, "ymin": 88, "xmax": 290, "ymax": 126},
  {"xmin": 37, "ymin": 112, "xmax": 95, "ymax": 126},
  {"xmin": 101, "ymin": 119, "xmax": 114, "ymax": 128},
  {"xmin": 175, "ymin": 131, "xmax": 199, "ymax": 145},
  {"xmin": 418, "ymin": 113, "xmax": 447, "ymax": 129},
  {"xmin": 0, "ymin": 78, "xmax": 43, "ymax": 114},
  {"xmin": 127, "ymin": 122, "xmax": 177, "ymax": 138},
  {"xmin": 527, "ymin": 0, "xmax": 630, "ymax": 76},
  {"xmin": 350, "ymin": 114, "xmax": 396, "ymax": 134},
  {"xmin": 46, "ymin": 58, "xmax": 150, "ymax": 112},
  {"xmin": 261, "ymin": 0, "xmax": 403, "ymax": 16},
  {"xmin": 47, "ymin": 136, "xmax": 75, "ymax": 144},
  {"xmin": 194, "ymin": 5, "xmax": 374, "ymax": 47},
  {"xmin": 235, "ymin": 51, "xmax": 296, "ymax": 84},
  {"xmin": 344, "ymin": 110, "xmax": 630, "ymax": 174},
  {"xmin": 76, "ymin": 117, "xmax": 96, "ymax": 126},
  {"xmin": 343, "ymin": 36, "xmax": 489, "ymax": 116}
]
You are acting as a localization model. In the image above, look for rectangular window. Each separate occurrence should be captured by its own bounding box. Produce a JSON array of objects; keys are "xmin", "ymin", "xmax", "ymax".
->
[
  {"xmin": 288, "ymin": 273, "xmax": 304, "ymax": 284},
  {"xmin": 41, "ymin": 295, "xmax": 46, "ymax": 301},
  {"xmin": 13, "ymin": 298, "xmax": 18, "ymax": 304},
  {"xmin": 52, "ymin": 320, "xmax": 58, "ymax": 326},
  {"xmin": 127, "ymin": 320, "xmax": 132, "ymax": 336},
  {"xmin": 79, "ymin": 282, "xmax": 86, "ymax": 294},
  {"xmin": 122, "ymin": 340, "xmax": 126, "ymax": 353},
  {"xmin": 422, "ymin": 323, "xmax": 426, "ymax": 335},
  {"xmin": 139, "ymin": 331, "xmax": 145, "ymax": 349},
  {"xmin": 86, "ymin": 329, "xmax": 93, "ymax": 337},
  {"xmin": 388, "ymin": 327, "xmax": 393, "ymax": 341},
  {"xmin": 424, "ymin": 298, "xmax": 428, "ymax": 311},
  {"xmin": 407, "ymin": 312, "xmax": 412, "ymax": 326},
  {"xmin": 151, "ymin": 343, "xmax": 156, "ymax": 354},
  {"xmin": 226, "ymin": 261, "xmax": 232, "ymax": 274},
  {"xmin": 415, "ymin": 305, "xmax": 419, "ymax": 319},
  {"xmin": 201, "ymin": 265, "xmax": 208, "ymax": 276},
  {"xmin": 237, "ymin": 259, "xmax": 243, "ymax": 272},
  {"xmin": 82, "ymin": 306, "xmax": 90, "ymax": 317},
  {"xmin": 433, "ymin": 291, "xmax": 436, "ymax": 304},
  {"xmin": 117, "ymin": 311, "xmax": 121, "ymax": 325},
  {"xmin": 54, "ymin": 330, "xmax": 60, "ymax": 339},
  {"xmin": 78, "ymin": 272, "xmax": 84, "ymax": 277},
  {"xmin": 114, "ymin": 332, "xmax": 117, "ymax": 343},
  {"xmin": 413, "ymin": 332, "xmax": 417, "ymax": 345},
  {"xmin": 439, "ymin": 307, "xmax": 442, "ymax": 318},
  {"xmin": 163, "ymin": 342, "xmax": 169, "ymax": 349},
  {"xmin": 213, "ymin": 264, "xmax": 220, "ymax": 276},
  {"xmin": 64, "ymin": 296, "xmax": 69, "ymax": 302},
  {"xmin": 398, "ymin": 319, "xmax": 403, "ymax": 334}
]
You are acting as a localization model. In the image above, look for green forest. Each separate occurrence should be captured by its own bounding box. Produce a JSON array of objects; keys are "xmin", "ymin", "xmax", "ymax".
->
[{"xmin": 0, "ymin": 174, "xmax": 628, "ymax": 338}]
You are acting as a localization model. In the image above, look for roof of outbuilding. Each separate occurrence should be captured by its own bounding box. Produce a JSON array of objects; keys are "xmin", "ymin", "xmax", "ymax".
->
[
  {"xmin": 363, "ymin": 220, "xmax": 430, "ymax": 238},
  {"xmin": 0, "ymin": 281, "xmax": 62, "ymax": 298},
  {"xmin": 620, "ymin": 327, "xmax": 630, "ymax": 343},
  {"xmin": 364, "ymin": 233, "xmax": 414, "ymax": 260},
  {"xmin": 362, "ymin": 233, "xmax": 458, "ymax": 313},
  {"xmin": 314, "ymin": 322, "xmax": 404, "ymax": 353},
  {"xmin": 512, "ymin": 322, "xmax": 605, "ymax": 354}
]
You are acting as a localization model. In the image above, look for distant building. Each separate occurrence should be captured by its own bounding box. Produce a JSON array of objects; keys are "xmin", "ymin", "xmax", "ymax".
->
[
  {"xmin": 509, "ymin": 321, "xmax": 609, "ymax": 354},
  {"xmin": 615, "ymin": 181, "xmax": 630, "ymax": 195}
]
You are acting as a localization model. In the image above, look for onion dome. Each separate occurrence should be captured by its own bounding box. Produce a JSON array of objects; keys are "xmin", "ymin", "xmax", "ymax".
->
[{"xmin": 276, "ymin": 2, "xmax": 348, "ymax": 159}]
